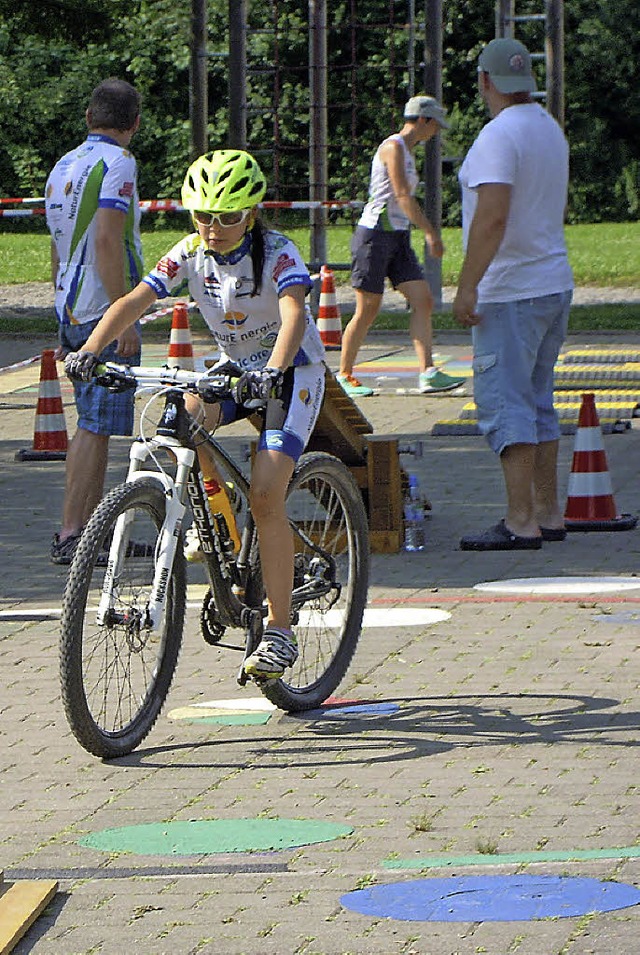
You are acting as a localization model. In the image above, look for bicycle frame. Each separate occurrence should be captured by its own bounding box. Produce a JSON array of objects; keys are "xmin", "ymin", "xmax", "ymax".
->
[{"xmin": 96, "ymin": 373, "xmax": 254, "ymax": 636}]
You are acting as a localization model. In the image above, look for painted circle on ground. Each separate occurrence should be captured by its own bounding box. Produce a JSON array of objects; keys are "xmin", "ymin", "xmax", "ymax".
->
[
  {"xmin": 80, "ymin": 818, "xmax": 353, "ymax": 855},
  {"xmin": 298, "ymin": 607, "xmax": 450, "ymax": 628},
  {"xmin": 340, "ymin": 875, "xmax": 640, "ymax": 922},
  {"xmin": 474, "ymin": 577, "xmax": 640, "ymax": 595},
  {"xmin": 168, "ymin": 697, "xmax": 276, "ymax": 723},
  {"xmin": 290, "ymin": 701, "xmax": 401, "ymax": 720},
  {"xmin": 594, "ymin": 611, "xmax": 640, "ymax": 625}
]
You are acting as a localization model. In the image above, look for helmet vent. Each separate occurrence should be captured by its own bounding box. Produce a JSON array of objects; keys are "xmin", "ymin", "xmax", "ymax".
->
[{"xmin": 230, "ymin": 175, "xmax": 250, "ymax": 194}]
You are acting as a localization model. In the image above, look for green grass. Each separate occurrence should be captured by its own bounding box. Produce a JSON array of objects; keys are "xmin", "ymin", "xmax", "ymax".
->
[
  {"xmin": 4, "ymin": 303, "xmax": 640, "ymax": 338},
  {"xmin": 2, "ymin": 221, "xmax": 640, "ymax": 287}
]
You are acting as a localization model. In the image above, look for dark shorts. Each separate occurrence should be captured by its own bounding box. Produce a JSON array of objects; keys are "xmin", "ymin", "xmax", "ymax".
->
[
  {"xmin": 59, "ymin": 319, "xmax": 141, "ymax": 436},
  {"xmin": 351, "ymin": 226, "xmax": 424, "ymax": 294},
  {"xmin": 218, "ymin": 364, "xmax": 325, "ymax": 463}
]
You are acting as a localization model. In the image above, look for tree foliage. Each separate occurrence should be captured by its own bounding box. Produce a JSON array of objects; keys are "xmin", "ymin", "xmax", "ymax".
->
[{"xmin": 0, "ymin": 0, "xmax": 637, "ymax": 224}]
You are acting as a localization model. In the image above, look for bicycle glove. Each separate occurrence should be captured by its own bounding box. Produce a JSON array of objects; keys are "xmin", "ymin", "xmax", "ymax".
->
[
  {"xmin": 65, "ymin": 350, "xmax": 99, "ymax": 382},
  {"xmin": 233, "ymin": 367, "xmax": 284, "ymax": 409}
]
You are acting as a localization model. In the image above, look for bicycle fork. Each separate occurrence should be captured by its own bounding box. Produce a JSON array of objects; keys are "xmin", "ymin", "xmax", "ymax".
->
[{"xmin": 96, "ymin": 439, "xmax": 192, "ymax": 631}]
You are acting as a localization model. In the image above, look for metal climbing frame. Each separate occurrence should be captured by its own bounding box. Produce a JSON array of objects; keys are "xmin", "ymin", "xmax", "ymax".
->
[
  {"xmin": 228, "ymin": 1, "xmax": 426, "ymax": 272},
  {"xmin": 495, "ymin": 0, "xmax": 565, "ymax": 126}
]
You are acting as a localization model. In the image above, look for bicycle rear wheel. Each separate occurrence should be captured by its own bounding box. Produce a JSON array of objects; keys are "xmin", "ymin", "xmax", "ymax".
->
[
  {"xmin": 261, "ymin": 452, "xmax": 369, "ymax": 711},
  {"xmin": 59, "ymin": 479, "xmax": 186, "ymax": 758}
]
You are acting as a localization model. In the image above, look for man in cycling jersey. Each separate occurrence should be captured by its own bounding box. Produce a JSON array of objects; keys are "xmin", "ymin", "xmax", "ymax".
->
[{"xmin": 46, "ymin": 78, "xmax": 143, "ymax": 564}]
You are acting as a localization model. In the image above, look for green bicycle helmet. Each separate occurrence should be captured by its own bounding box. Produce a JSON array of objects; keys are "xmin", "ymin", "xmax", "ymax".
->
[{"xmin": 181, "ymin": 149, "xmax": 267, "ymax": 212}]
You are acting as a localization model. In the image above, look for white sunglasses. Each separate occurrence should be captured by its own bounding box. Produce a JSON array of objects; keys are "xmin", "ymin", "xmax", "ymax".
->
[{"xmin": 193, "ymin": 208, "xmax": 251, "ymax": 228}]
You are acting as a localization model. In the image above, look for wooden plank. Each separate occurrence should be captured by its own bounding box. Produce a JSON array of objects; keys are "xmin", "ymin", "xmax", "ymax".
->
[
  {"xmin": 0, "ymin": 880, "xmax": 58, "ymax": 955},
  {"xmin": 369, "ymin": 529, "xmax": 404, "ymax": 553},
  {"xmin": 366, "ymin": 437, "xmax": 405, "ymax": 543},
  {"xmin": 306, "ymin": 368, "xmax": 373, "ymax": 465}
]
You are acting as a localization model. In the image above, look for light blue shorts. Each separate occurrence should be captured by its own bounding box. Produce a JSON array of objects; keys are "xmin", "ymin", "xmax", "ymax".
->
[
  {"xmin": 59, "ymin": 319, "xmax": 141, "ymax": 437},
  {"xmin": 471, "ymin": 291, "xmax": 572, "ymax": 455}
]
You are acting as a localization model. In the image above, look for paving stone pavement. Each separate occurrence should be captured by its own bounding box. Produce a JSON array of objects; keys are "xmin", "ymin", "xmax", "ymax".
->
[{"xmin": 2, "ymin": 331, "xmax": 640, "ymax": 955}]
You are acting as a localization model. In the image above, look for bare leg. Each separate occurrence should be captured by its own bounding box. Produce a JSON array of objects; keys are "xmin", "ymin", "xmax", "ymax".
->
[
  {"xmin": 339, "ymin": 289, "xmax": 383, "ymax": 376},
  {"xmin": 60, "ymin": 428, "xmax": 109, "ymax": 538},
  {"xmin": 500, "ymin": 442, "xmax": 542, "ymax": 538},
  {"xmin": 249, "ymin": 449, "xmax": 295, "ymax": 629},
  {"xmin": 397, "ymin": 279, "xmax": 434, "ymax": 373},
  {"xmin": 533, "ymin": 438, "xmax": 564, "ymax": 529}
]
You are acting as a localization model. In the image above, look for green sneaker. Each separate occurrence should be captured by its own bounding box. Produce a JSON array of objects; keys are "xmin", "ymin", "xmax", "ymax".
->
[
  {"xmin": 418, "ymin": 369, "xmax": 465, "ymax": 393},
  {"xmin": 337, "ymin": 374, "xmax": 374, "ymax": 397}
]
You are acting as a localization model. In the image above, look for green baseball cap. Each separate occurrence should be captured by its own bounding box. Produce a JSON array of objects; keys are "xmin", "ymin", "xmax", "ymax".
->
[
  {"xmin": 478, "ymin": 38, "xmax": 537, "ymax": 94},
  {"xmin": 404, "ymin": 95, "xmax": 450, "ymax": 129}
]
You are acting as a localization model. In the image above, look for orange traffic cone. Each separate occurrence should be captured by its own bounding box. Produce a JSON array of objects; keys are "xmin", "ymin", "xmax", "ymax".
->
[
  {"xmin": 564, "ymin": 392, "xmax": 637, "ymax": 531},
  {"xmin": 15, "ymin": 350, "xmax": 68, "ymax": 461},
  {"xmin": 316, "ymin": 266, "xmax": 342, "ymax": 350},
  {"xmin": 167, "ymin": 302, "xmax": 194, "ymax": 369}
]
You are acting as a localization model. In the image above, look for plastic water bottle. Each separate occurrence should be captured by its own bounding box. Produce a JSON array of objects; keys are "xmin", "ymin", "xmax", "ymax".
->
[{"xmin": 403, "ymin": 474, "xmax": 427, "ymax": 552}]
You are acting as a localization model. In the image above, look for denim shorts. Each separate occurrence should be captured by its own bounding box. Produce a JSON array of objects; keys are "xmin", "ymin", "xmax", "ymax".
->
[
  {"xmin": 59, "ymin": 319, "xmax": 141, "ymax": 436},
  {"xmin": 471, "ymin": 291, "xmax": 572, "ymax": 455},
  {"xmin": 351, "ymin": 227, "xmax": 424, "ymax": 294}
]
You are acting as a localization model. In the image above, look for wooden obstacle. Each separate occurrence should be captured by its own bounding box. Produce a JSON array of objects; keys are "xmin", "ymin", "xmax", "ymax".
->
[
  {"xmin": 0, "ymin": 869, "xmax": 57, "ymax": 954},
  {"xmin": 307, "ymin": 367, "xmax": 408, "ymax": 553},
  {"xmin": 249, "ymin": 366, "xmax": 408, "ymax": 552}
]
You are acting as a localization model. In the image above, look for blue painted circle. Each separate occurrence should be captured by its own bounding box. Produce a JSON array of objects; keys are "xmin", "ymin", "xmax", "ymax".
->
[
  {"xmin": 340, "ymin": 875, "xmax": 640, "ymax": 922},
  {"xmin": 290, "ymin": 702, "xmax": 400, "ymax": 720}
]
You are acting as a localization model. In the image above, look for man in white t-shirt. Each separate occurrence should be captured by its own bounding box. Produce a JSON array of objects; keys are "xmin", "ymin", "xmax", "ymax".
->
[{"xmin": 453, "ymin": 38, "xmax": 574, "ymax": 551}]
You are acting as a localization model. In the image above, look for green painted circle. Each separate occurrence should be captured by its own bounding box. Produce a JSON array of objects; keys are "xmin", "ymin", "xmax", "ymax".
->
[{"xmin": 79, "ymin": 818, "xmax": 353, "ymax": 855}]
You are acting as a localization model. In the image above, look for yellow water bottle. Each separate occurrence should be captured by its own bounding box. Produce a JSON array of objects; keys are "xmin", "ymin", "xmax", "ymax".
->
[{"xmin": 204, "ymin": 477, "xmax": 241, "ymax": 553}]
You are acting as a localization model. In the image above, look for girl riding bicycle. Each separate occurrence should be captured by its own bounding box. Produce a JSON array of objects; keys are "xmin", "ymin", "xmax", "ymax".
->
[{"xmin": 65, "ymin": 148, "xmax": 326, "ymax": 681}]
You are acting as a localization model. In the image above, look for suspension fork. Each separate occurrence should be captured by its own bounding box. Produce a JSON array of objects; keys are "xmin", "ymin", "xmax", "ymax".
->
[{"xmin": 96, "ymin": 437, "xmax": 193, "ymax": 630}]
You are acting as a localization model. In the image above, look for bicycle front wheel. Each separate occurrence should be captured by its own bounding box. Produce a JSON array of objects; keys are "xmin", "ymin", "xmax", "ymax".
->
[
  {"xmin": 59, "ymin": 479, "xmax": 186, "ymax": 758},
  {"xmin": 262, "ymin": 452, "xmax": 369, "ymax": 711}
]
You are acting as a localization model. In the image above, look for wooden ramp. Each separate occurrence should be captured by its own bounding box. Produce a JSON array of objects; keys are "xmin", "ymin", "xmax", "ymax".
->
[
  {"xmin": 250, "ymin": 366, "xmax": 408, "ymax": 552},
  {"xmin": 307, "ymin": 367, "xmax": 407, "ymax": 553},
  {"xmin": 0, "ymin": 869, "xmax": 57, "ymax": 954}
]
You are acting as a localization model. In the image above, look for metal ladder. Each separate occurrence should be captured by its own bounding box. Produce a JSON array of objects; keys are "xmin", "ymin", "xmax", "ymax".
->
[{"xmin": 495, "ymin": 0, "xmax": 565, "ymax": 126}]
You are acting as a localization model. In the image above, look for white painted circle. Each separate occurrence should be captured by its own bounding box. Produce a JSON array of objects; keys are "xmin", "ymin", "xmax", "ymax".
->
[
  {"xmin": 168, "ymin": 697, "xmax": 276, "ymax": 720},
  {"xmin": 474, "ymin": 577, "xmax": 640, "ymax": 595},
  {"xmin": 298, "ymin": 607, "xmax": 450, "ymax": 628},
  {"xmin": 190, "ymin": 697, "xmax": 276, "ymax": 711}
]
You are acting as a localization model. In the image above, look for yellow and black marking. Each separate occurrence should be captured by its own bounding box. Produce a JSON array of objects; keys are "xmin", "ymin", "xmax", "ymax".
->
[
  {"xmin": 432, "ymin": 416, "xmax": 626, "ymax": 437},
  {"xmin": 0, "ymin": 869, "xmax": 57, "ymax": 955},
  {"xmin": 561, "ymin": 347, "xmax": 640, "ymax": 365},
  {"xmin": 554, "ymin": 363, "xmax": 640, "ymax": 387}
]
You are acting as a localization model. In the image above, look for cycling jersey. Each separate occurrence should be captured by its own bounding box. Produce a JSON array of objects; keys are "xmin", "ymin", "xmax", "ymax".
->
[
  {"xmin": 358, "ymin": 134, "xmax": 419, "ymax": 232},
  {"xmin": 45, "ymin": 133, "xmax": 143, "ymax": 326},
  {"xmin": 144, "ymin": 230, "xmax": 326, "ymax": 370}
]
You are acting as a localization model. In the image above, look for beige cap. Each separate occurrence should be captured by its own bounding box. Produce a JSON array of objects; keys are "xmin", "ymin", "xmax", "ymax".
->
[{"xmin": 403, "ymin": 95, "xmax": 450, "ymax": 129}]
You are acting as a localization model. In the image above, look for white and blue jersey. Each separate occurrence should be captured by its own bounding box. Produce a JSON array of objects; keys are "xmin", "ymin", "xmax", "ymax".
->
[
  {"xmin": 45, "ymin": 134, "xmax": 143, "ymax": 325},
  {"xmin": 144, "ymin": 230, "xmax": 325, "ymax": 371}
]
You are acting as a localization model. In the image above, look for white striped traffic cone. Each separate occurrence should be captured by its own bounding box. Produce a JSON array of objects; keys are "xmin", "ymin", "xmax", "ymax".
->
[
  {"xmin": 564, "ymin": 392, "xmax": 637, "ymax": 531},
  {"xmin": 316, "ymin": 266, "xmax": 342, "ymax": 350},
  {"xmin": 15, "ymin": 349, "xmax": 68, "ymax": 461},
  {"xmin": 167, "ymin": 302, "xmax": 194, "ymax": 369}
]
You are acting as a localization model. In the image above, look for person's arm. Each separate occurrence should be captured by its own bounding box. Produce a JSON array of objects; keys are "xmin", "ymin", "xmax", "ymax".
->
[
  {"xmin": 94, "ymin": 206, "xmax": 141, "ymax": 357},
  {"xmin": 82, "ymin": 281, "xmax": 158, "ymax": 356},
  {"xmin": 381, "ymin": 138, "xmax": 444, "ymax": 259},
  {"xmin": 452, "ymin": 182, "xmax": 511, "ymax": 327},
  {"xmin": 267, "ymin": 284, "xmax": 307, "ymax": 370}
]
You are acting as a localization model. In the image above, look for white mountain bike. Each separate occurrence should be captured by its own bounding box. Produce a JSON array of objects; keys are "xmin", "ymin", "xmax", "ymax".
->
[{"xmin": 59, "ymin": 362, "xmax": 369, "ymax": 758}]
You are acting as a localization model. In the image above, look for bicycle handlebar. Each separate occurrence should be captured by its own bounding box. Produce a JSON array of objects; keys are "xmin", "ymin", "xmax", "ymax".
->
[{"xmin": 94, "ymin": 362, "xmax": 238, "ymax": 401}]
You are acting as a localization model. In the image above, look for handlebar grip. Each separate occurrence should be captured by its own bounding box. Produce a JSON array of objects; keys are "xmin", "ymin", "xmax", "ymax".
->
[{"xmin": 93, "ymin": 363, "xmax": 137, "ymax": 392}]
